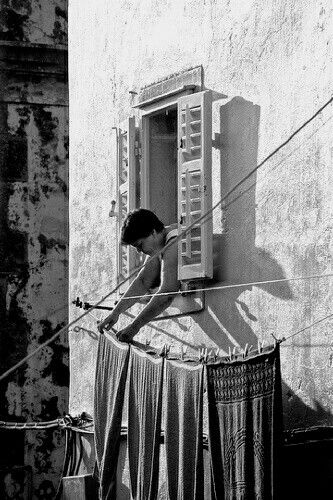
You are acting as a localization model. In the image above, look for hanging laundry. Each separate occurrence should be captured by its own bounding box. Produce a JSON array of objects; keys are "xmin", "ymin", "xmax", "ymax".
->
[
  {"xmin": 164, "ymin": 358, "xmax": 204, "ymax": 500},
  {"xmin": 206, "ymin": 344, "xmax": 282, "ymax": 500},
  {"xmin": 127, "ymin": 346, "xmax": 164, "ymax": 500},
  {"xmin": 93, "ymin": 334, "xmax": 130, "ymax": 499}
]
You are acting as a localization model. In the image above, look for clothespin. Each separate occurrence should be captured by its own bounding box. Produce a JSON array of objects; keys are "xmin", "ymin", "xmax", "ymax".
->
[
  {"xmin": 204, "ymin": 348, "xmax": 209, "ymax": 363},
  {"xmin": 160, "ymin": 344, "xmax": 170, "ymax": 358},
  {"xmin": 145, "ymin": 338, "xmax": 151, "ymax": 347},
  {"xmin": 199, "ymin": 348, "xmax": 208, "ymax": 364},
  {"xmin": 270, "ymin": 332, "xmax": 281, "ymax": 345},
  {"xmin": 228, "ymin": 346, "xmax": 232, "ymax": 361},
  {"xmin": 243, "ymin": 343, "xmax": 249, "ymax": 359},
  {"xmin": 180, "ymin": 345, "xmax": 187, "ymax": 360},
  {"xmin": 258, "ymin": 339, "xmax": 265, "ymax": 353},
  {"xmin": 232, "ymin": 346, "xmax": 237, "ymax": 360},
  {"xmin": 214, "ymin": 348, "xmax": 219, "ymax": 362}
]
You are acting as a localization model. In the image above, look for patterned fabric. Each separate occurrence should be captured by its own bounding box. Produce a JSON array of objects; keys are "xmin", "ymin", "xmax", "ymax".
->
[
  {"xmin": 206, "ymin": 345, "xmax": 282, "ymax": 500},
  {"xmin": 94, "ymin": 334, "xmax": 130, "ymax": 499},
  {"xmin": 164, "ymin": 359, "xmax": 204, "ymax": 500},
  {"xmin": 128, "ymin": 346, "xmax": 164, "ymax": 500}
]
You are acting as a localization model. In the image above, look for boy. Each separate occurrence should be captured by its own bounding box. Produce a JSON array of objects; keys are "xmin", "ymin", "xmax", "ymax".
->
[{"xmin": 98, "ymin": 209, "xmax": 179, "ymax": 342}]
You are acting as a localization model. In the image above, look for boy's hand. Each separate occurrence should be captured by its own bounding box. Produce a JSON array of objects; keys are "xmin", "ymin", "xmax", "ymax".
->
[
  {"xmin": 116, "ymin": 323, "xmax": 140, "ymax": 343},
  {"xmin": 97, "ymin": 310, "xmax": 119, "ymax": 333}
]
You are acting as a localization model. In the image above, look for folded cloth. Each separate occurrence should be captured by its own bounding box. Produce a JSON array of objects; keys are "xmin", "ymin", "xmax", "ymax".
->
[
  {"xmin": 128, "ymin": 346, "xmax": 164, "ymax": 500},
  {"xmin": 94, "ymin": 333, "xmax": 130, "ymax": 499},
  {"xmin": 164, "ymin": 359, "xmax": 204, "ymax": 500},
  {"xmin": 206, "ymin": 345, "xmax": 282, "ymax": 500}
]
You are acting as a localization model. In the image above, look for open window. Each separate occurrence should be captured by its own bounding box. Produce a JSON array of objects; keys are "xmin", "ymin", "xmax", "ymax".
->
[
  {"xmin": 140, "ymin": 90, "xmax": 213, "ymax": 282},
  {"xmin": 115, "ymin": 68, "xmax": 213, "ymax": 297}
]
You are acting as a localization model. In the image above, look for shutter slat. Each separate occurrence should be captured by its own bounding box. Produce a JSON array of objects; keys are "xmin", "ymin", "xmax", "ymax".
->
[
  {"xmin": 177, "ymin": 91, "xmax": 212, "ymax": 280},
  {"xmin": 117, "ymin": 117, "xmax": 137, "ymax": 286}
]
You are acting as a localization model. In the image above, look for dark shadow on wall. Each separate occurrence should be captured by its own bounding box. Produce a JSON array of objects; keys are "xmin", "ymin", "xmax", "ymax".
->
[
  {"xmin": 192, "ymin": 96, "xmax": 293, "ymax": 350},
  {"xmin": 191, "ymin": 96, "xmax": 333, "ymax": 430}
]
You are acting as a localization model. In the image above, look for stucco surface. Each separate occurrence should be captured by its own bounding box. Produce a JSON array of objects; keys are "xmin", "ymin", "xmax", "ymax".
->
[{"xmin": 69, "ymin": 0, "xmax": 333, "ymax": 435}]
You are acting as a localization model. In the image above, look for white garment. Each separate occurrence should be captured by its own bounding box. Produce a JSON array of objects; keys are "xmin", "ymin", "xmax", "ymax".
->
[{"xmin": 165, "ymin": 228, "xmax": 178, "ymax": 243}]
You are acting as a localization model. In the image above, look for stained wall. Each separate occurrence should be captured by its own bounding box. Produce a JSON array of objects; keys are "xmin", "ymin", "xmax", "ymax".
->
[
  {"xmin": 0, "ymin": 0, "xmax": 68, "ymax": 498},
  {"xmin": 69, "ymin": 0, "xmax": 333, "ymax": 431}
]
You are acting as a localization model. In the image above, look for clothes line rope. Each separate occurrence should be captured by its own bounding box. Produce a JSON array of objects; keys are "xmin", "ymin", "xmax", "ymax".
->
[
  {"xmin": 282, "ymin": 311, "xmax": 333, "ymax": 343},
  {"xmin": 0, "ymin": 96, "xmax": 332, "ymax": 383},
  {"xmin": 117, "ymin": 271, "xmax": 333, "ymax": 302},
  {"xmin": 0, "ymin": 413, "xmax": 93, "ymax": 431}
]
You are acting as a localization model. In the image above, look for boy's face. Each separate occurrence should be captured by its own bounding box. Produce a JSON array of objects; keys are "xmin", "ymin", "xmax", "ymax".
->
[{"xmin": 132, "ymin": 231, "xmax": 157, "ymax": 255}]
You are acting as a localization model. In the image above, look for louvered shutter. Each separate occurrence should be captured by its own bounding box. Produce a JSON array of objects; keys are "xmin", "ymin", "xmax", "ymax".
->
[
  {"xmin": 177, "ymin": 91, "xmax": 213, "ymax": 280},
  {"xmin": 117, "ymin": 117, "xmax": 137, "ymax": 286}
]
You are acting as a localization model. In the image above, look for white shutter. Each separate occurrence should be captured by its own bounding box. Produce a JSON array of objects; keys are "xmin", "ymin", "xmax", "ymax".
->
[
  {"xmin": 177, "ymin": 91, "xmax": 213, "ymax": 280},
  {"xmin": 117, "ymin": 117, "xmax": 137, "ymax": 285}
]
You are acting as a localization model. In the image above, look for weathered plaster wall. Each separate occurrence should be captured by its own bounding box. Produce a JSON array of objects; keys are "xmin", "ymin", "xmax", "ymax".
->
[
  {"xmin": 69, "ymin": 0, "xmax": 333, "ymax": 436},
  {"xmin": 0, "ymin": 0, "xmax": 67, "ymax": 45},
  {"xmin": 0, "ymin": 0, "xmax": 68, "ymax": 498}
]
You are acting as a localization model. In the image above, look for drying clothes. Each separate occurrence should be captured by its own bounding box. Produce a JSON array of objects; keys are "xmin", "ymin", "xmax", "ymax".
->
[
  {"xmin": 127, "ymin": 346, "xmax": 164, "ymax": 500},
  {"xmin": 206, "ymin": 345, "xmax": 282, "ymax": 500},
  {"xmin": 164, "ymin": 359, "xmax": 204, "ymax": 500},
  {"xmin": 94, "ymin": 333, "xmax": 130, "ymax": 500}
]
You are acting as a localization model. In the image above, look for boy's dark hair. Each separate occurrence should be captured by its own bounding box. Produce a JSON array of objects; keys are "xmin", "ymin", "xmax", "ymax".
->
[{"xmin": 121, "ymin": 209, "xmax": 164, "ymax": 245}]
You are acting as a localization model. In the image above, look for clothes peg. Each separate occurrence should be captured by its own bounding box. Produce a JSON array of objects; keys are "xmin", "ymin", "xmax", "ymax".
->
[
  {"xmin": 161, "ymin": 344, "xmax": 170, "ymax": 358},
  {"xmin": 232, "ymin": 346, "xmax": 237, "ymax": 360},
  {"xmin": 204, "ymin": 348, "xmax": 209, "ymax": 363},
  {"xmin": 228, "ymin": 346, "xmax": 232, "ymax": 361},
  {"xmin": 258, "ymin": 339, "xmax": 264, "ymax": 353},
  {"xmin": 270, "ymin": 332, "xmax": 280, "ymax": 344}
]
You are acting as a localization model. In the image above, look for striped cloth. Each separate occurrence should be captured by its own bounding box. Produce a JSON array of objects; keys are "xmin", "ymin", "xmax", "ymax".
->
[
  {"xmin": 164, "ymin": 358, "xmax": 205, "ymax": 500},
  {"xmin": 127, "ymin": 346, "xmax": 164, "ymax": 499},
  {"xmin": 94, "ymin": 333, "xmax": 130, "ymax": 499}
]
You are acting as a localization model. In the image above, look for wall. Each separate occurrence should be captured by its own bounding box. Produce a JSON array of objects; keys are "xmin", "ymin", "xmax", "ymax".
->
[
  {"xmin": 69, "ymin": 0, "xmax": 333, "ymax": 456},
  {"xmin": 0, "ymin": 0, "xmax": 68, "ymax": 498}
]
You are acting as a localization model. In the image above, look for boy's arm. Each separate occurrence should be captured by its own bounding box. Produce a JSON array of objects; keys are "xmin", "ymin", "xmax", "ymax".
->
[
  {"xmin": 97, "ymin": 255, "xmax": 161, "ymax": 332},
  {"xmin": 116, "ymin": 243, "xmax": 179, "ymax": 341}
]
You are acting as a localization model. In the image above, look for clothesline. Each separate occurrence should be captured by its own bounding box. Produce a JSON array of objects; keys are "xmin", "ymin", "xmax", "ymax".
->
[
  {"xmin": 0, "ymin": 95, "xmax": 332, "ymax": 383},
  {"xmin": 116, "ymin": 271, "xmax": 333, "ymax": 302}
]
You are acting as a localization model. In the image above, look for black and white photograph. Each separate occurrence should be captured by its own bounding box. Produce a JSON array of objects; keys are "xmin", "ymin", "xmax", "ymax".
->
[{"xmin": 0, "ymin": 1, "xmax": 332, "ymax": 498}]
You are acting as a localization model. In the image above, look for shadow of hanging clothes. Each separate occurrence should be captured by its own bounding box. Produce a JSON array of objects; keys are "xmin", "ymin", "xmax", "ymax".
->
[
  {"xmin": 127, "ymin": 346, "xmax": 164, "ymax": 500},
  {"xmin": 93, "ymin": 333, "xmax": 130, "ymax": 500},
  {"xmin": 164, "ymin": 358, "xmax": 204, "ymax": 500},
  {"xmin": 206, "ymin": 344, "xmax": 283, "ymax": 500}
]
